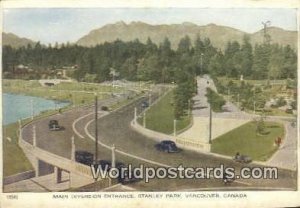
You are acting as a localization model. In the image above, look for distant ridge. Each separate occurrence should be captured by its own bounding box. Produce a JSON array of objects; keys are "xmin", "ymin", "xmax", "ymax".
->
[
  {"xmin": 76, "ymin": 21, "xmax": 297, "ymax": 50},
  {"xmin": 2, "ymin": 32, "xmax": 36, "ymax": 48}
]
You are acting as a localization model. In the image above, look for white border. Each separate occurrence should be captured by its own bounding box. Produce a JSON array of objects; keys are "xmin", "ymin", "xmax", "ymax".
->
[{"xmin": 1, "ymin": 1, "xmax": 299, "ymax": 207}]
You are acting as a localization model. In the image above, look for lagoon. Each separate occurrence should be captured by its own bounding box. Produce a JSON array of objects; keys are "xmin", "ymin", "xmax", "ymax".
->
[{"xmin": 3, "ymin": 93, "xmax": 69, "ymax": 125}]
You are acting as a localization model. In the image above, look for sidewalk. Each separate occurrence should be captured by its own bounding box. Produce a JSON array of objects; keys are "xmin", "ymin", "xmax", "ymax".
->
[
  {"xmin": 266, "ymin": 122, "xmax": 297, "ymax": 170},
  {"xmin": 179, "ymin": 76, "xmax": 298, "ymax": 171}
]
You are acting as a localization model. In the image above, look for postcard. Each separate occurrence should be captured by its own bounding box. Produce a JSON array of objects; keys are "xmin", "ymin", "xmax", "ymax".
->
[{"xmin": 1, "ymin": 0, "xmax": 299, "ymax": 207}]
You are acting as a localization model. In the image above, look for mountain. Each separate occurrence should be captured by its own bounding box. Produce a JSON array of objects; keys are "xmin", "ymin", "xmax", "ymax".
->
[
  {"xmin": 2, "ymin": 32, "xmax": 36, "ymax": 48},
  {"xmin": 251, "ymin": 26, "xmax": 297, "ymax": 47},
  {"xmin": 76, "ymin": 21, "xmax": 297, "ymax": 50}
]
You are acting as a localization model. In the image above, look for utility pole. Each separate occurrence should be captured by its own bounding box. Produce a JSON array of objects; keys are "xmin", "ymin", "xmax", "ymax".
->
[
  {"xmin": 200, "ymin": 53, "xmax": 204, "ymax": 76},
  {"xmin": 31, "ymin": 99, "xmax": 34, "ymax": 120},
  {"xmin": 262, "ymin": 21, "xmax": 271, "ymax": 44},
  {"xmin": 111, "ymin": 144, "xmax": 116, "ymax": 168},
  {"xmin": 149, "ymin": 92, "xmax": 152, "ymax": 106},
  {"xmin": 134, "ymin": 107, "xmax": 137, "ymax": 124},
  {"xmin": 143, "ymin": 112, "xmax": 146, "ymax": 128},
  {"xmin": 227, "ymin": 88, "xmax": 230, "ymax": 101},
  {"xmin": 173, "ymin": 119, "xmax": 177, "ymax": 136},
  {"xmin": 33, "ymin": 125, "xmax": 36, "ymax": 147},
  {"xmin": 71, "ymin": 136, "xmax": 75, "ymax": 161},
  {"xmin": 188, "ymin": 99, "xmax": 191, "ymax": 117},
  {"xmin": 237, "ymin": 93, "xmax": 240, "ymax": 108},
  {"xmin": 94, "ymin": 93, "xmax": 98, "ymax": 163},
  {"xmin": 208, "ymin": 106, "xmax": 212, "ymax": 144},
  {"xmin": 253, "ymin": 87, "xmax": 256, "ymax": 114}
]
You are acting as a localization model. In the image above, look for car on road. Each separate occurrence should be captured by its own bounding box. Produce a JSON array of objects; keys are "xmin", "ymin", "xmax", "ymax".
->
[
  {"xmin": 141, "ymin": 101, "xmax": 149, "ymax": 108},
  {"xmin": 233, "ymin": 154, "xmax": 252, "ymax": 163},
  {"xmin": 48, "ymin": 120, "xmax": 61, "ymax": 131},
  {"xmin": 101, "ymin": 106, "xmax": 109, "ymax": 111},
  {"xmin": 155, "ymin": 140, "xmax": 180, "ymax": 153},
  {"xmin": 75, "ymin": 150, "xmax": 94, "ymax": 166},
  {"xmin": 97, "ymin": 160, "xmax": 139, "ymax": 184}
]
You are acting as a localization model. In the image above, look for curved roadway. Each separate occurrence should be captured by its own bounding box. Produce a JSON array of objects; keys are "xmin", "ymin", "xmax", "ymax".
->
[{"xmin": 22, "ymin": 93, "xmax": 297, "ymax": 191}]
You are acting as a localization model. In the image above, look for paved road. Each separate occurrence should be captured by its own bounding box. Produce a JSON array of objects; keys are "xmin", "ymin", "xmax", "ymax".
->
[{"xmin": 21, "ymin": 90, "xmax": 297, "ymax": 191}]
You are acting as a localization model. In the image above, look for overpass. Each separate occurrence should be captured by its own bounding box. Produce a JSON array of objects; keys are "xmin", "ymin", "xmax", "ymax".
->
[{"xmin": 18, "ymin": 123, "xmax": 110, "ymax": 189}]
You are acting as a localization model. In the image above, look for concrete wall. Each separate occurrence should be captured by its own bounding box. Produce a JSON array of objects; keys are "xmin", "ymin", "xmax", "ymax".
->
[{"xmin": 131, "ymin": 120, "xmax": 211, "ymax": 153}]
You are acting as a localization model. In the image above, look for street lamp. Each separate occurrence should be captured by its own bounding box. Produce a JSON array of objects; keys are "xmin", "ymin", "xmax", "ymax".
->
[
  {"xmin": 173, "ymin": 119, "xmax": 177, "ymax": 136},
  {"xmin": 30, "ymin": 99, "xmax": 34, "ymax": 120},
  {"xmin": 200, "ymin": 53, "xmax": 204, "ymax": 75},
  {"xmin": 94, "ymin": 93, "xmax": 98, "ymax": 163},
  {"xmin": 208, "ymin": 106, "xmax": 212, "ymax": 144}
]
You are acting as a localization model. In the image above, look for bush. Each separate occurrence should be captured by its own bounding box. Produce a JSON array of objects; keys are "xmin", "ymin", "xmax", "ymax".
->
[{"xmin": 277, "ymin": 97, "xmax": 287, "ymax": 107}]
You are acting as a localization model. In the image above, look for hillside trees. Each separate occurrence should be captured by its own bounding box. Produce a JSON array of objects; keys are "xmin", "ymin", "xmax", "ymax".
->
[{"xmin": 2, "ymin": 34, "xmax": 297, "ymax": 81}]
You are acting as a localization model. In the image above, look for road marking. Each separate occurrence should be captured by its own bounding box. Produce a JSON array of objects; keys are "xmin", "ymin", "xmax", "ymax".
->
[
  {"xmin": 84, "ymin": 118, "xmax": 251, "ymax": 186},
  {"xmin": 84, "ymin": 118, "xmax": 171, "ymax": 168},
  {"xmin": 72, "ymin": 111, "xmax": 107, "ymax": 139}
]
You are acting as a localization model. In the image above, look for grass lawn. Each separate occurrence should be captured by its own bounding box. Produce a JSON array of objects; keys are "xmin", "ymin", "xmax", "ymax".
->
[
  {"xmin": 211, "ymin": 121, "xmax": 284, "ymax": 161},
  {"xmin": 3, "ymin": 79, "xmax": 114, "ymax": 105},
  {"xmin": 137, "ymin": 90, "xmax": 191, "ymax": 135},
  {"xmin": 3, "ymin": 123, "xmax": 33, "ymax": 177}
]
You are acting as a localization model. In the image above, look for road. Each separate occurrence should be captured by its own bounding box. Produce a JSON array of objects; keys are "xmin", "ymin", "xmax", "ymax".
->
[{"xmin": 22, "ymin": 89, "xmax": 297, "ymax": 191}]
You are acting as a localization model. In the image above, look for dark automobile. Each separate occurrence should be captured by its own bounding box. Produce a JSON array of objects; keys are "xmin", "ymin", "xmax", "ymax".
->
[
  {"xmin": 101, "ymin": 106, "xmax": 109, "ymax": 111},
  {"xmin": 75, "ymin": 150, "xmax": 94, "ymax": 166},
  {"xmin": 141, "ymin": 101, "xmax": 149, "ymax": 108},
  {"xmin": 155, "ymin": 140, "xmax": 180, "ymax": 153},
  {"xmin": 233, "ymin": 154, "xmax": 252, "ymax": 163},
  {"xmin": 48, "ymin": 120, "xmax": 61, "ymax": 131},
  {"xmin": 285, "ymin": 107, "xmax": 293, "ymax": 114},
  {"xmin": 97, "ymin": 160, "xmax": 112, "ymax": 171},
  {"xmin": 97, "ymin": 160, "xmax": 139, "ymax": 184}
]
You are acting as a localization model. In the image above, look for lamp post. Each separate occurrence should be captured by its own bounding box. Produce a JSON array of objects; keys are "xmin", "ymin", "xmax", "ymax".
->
[
  {"xmin": 173, "ymin": 119, "xmax": 177, "ymax": 136},
  {"xmin": 94, "ymin": 93, "xmax": 98, "ymax": 163},
  {"xmin": 200, "ymin": 53, "xmax": 204, "ymax": 75},
  {"xmin": 143, "ymin": 112, "xmax": 146, "ymax": 128},
  {"xmin": 208, "ymin": 106, "xmax": 212, "ymax": 144},
  {"xmin": 253, "ymin": 87, "xmax": 256, "ymax": 114},
  {"xmin": 188, "ymin": 99, "xmax": 191, "ymax": 117},
  {"xmin": 31, "ymin": 99, "xmax": 34, "ymax": 120},
  {"xmin": 149, "ymin": 92, "xmax": 152, "ymax": 106},
  {"xmin": 111, "ymin": 144, "xmax": 116, "ymax": 168}
]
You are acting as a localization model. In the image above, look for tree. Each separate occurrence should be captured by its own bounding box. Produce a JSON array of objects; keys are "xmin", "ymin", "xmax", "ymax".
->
[
  {"xmin": 177, "ymin": 35, "xmax": 191, "ymax": 54},
  {"xmin": 240, "ymin": 35, "xmax": 253, "ymax": 77},
  {"xmin": 252, "ymin": 44, "xmax": 271, "ymax": 79},
  {"xmin": 267, "ymin": 46, "xmax": 284, "ymax": 79}
]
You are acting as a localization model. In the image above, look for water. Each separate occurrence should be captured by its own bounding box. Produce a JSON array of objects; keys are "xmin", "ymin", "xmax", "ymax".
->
[{"xmin": 3, "ymin": 93, "xmax": 70, "ymax": 125}]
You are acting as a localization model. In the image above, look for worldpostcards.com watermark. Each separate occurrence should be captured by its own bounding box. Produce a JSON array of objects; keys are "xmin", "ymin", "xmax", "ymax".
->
[{"xmin": 90, "ymin": 164, "xmax": 278, "ymax": 183}]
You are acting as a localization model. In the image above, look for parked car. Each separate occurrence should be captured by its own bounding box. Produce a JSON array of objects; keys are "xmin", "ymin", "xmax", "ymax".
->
[
  {"xmin": 233, "ymin": 154, "xmax": 252, "ymax": 163},
  {"xmin": 97, "ymin": 160, "xmax": 112, "ymax": 171},
  {"xmin": 285, "ymin": 107, "xmax": 293, "ymax": 114},
  {"xmin": 97, "ymin": 160, "xmax": 138, "ymax": 184},
  {"xmin": 155, "ymin": 140, "xmax": 180, "ymax": 153},
  {"xmin": 101, "ymin": 106, "xmax": 109, "ymax": 111},
  {"xmin": 75, "ymin": 151, "xmax": 94, "ymax": 166},
  {"xmin": 48, "ymin": 120, "xmax": 61, "ymax": 131},
  {"xmin": 141, "ymin": 101, "xmax": 149, "ymax": 108}
]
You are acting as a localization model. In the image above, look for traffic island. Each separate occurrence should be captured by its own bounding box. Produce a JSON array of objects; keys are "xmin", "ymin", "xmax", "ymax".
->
[{"xmin": 211, "ymin": 121, "xmax": 284, "ymax": 161}]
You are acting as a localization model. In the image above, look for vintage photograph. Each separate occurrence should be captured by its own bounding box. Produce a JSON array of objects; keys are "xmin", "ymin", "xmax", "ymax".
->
[{"xmin": 1, "ymin": 2, "xmax": 298, "ymax": 206}]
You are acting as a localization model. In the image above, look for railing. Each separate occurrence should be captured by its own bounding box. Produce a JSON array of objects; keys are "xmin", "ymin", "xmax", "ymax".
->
[{"xmin": 19, "ymin": 136, "xmax": 92, "ymax": 178}]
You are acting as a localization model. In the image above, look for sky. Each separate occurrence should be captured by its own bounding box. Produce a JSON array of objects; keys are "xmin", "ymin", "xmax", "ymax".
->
[{"xmin": 3, "ymin": 8, "xmax": 298, "ymax": 45}]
